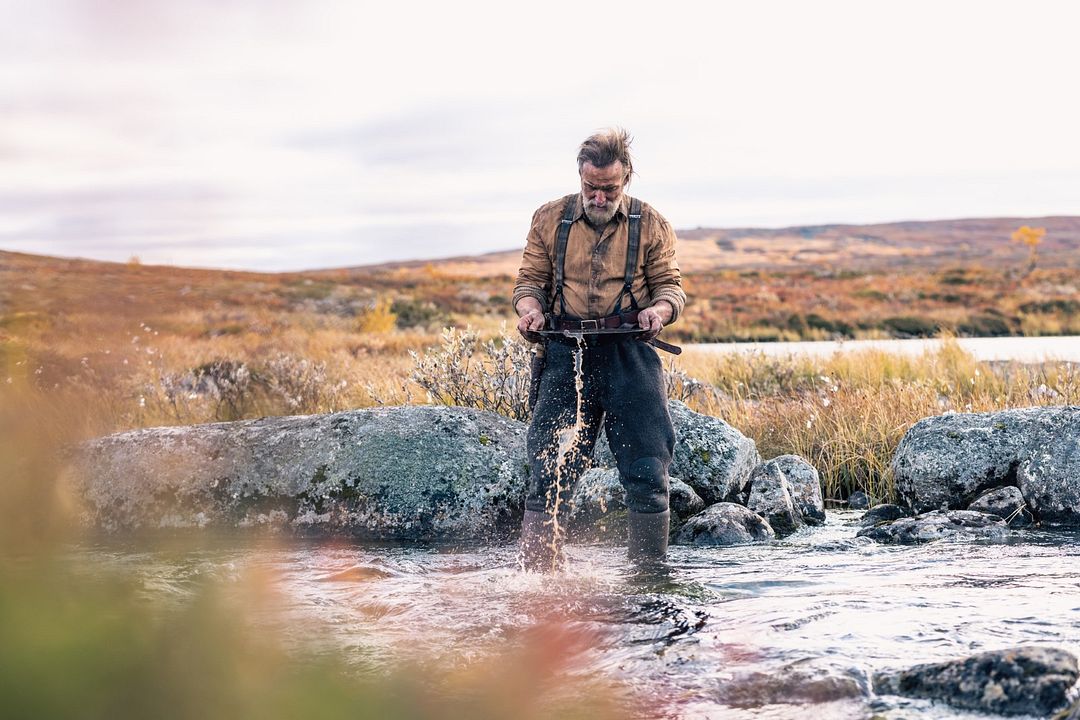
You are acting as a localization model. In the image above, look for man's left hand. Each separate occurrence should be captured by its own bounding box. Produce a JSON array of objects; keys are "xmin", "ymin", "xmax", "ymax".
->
[{"xmin": 637, "ymin": 301, "xmax": 673, "ymax": 341}]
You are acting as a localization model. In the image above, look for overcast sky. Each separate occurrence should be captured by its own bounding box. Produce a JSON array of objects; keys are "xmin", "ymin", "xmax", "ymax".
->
[{"xmin": 2, "ymin": 0, "xmax": 1079, "ymax": 271}]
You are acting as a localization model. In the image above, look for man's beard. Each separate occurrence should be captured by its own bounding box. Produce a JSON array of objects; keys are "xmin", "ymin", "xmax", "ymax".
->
[{"xmin": 583, "ymin": 194, "xmax": 619, "ymax": 226}]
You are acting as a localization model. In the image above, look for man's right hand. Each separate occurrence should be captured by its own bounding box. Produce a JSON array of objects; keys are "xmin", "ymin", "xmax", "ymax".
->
[{"xmin": 517, "ymin": 308, "xmax": 546, "ymax": 343}]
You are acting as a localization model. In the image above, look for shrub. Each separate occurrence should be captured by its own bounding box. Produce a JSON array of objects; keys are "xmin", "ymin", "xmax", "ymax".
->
[{"xmin": 882, "ymin": 316, "xmax": 939, "ymax": 338}]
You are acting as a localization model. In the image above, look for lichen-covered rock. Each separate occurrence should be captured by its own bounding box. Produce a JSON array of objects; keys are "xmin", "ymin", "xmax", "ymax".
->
[
  {"xmin": 873, "ymin": 646, "xmax": 1078, "ymax": 716},
  {"xmin": 567, "ymin": 468, "xmax": 704, "ymax": 539},
  {"xmin": 892, "ymin": 406, "xmax": 1080, "ymax": 524},
  {"xmin": 855, "ymin": 510, "xmax": 1008, "ymax": 545},
  {"xmin": 768, "ymin": 454, "xmax": 826, "ymax": 524},
  {"xmin": 717, "ymin": 659, "xmax": 870, "ymax": 708},
  {"xmin": 595, "ymin": 400, "xmax": 760, "ymax": 505},
  {"xmin": 855, "ymin": 504, "xmax": 913, "ymax": 527},
  {"xmin": 674, "ymin": 503, "xmax": 774, "ymax": 546},
  {"xmin": 70, "ymin": 406, "xmax": 528, "ymax": 540},
  {"xmin": 746, "ymin": 462, "xmax": 802, "ymax": 537},
  {"xmin": 968, "ymin": 485, "xmax": 1034, "ymax": 528},
  {"xmin": 1017, "ymin": 428, "xmax": 1080, "ymax": 526}
]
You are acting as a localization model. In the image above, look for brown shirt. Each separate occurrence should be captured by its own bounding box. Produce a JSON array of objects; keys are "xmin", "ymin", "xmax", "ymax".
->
[{"xmin": 512, "ymin": 193, "xmax": 686, "ymax": 322}]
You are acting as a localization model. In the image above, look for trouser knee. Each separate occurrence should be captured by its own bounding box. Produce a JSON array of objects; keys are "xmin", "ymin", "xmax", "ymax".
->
[{"xmin": 624, "ymin": 456, "xmax": 669, "ymax": 514}]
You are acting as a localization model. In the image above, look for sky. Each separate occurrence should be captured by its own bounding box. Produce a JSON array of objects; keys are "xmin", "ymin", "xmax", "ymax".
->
[{"xmin": 2, "ymin": 0, "xmax": 1079, "ymax": 271}]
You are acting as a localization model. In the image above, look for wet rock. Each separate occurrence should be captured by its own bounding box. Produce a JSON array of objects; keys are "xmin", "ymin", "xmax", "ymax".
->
[
  {"xmin": 855, "ymin": 510, "xmax": 1008, "ymax": 544},
  {"xmin": 567, "ymin": 468, "xmax": 704, "ymax": 539},
  {"xmin": 968, "ymin": 486, "xmax": 1034, "ymax": 528},
  {"xmin": 746, "ymin": 462, "xmax": 803, "ymax": 537},
  {"xmin": 71, "ymin": 406, "xmax": 529, "ymax": 540},
  {"xmin": 673, "ymin": 503, "xmax": 774, "ymax": 546},
  {"xmin": 718, "ymin": 659, "xmax": 870, "ymax": 707},
  {"xmin": 873, "ymin": 646, "xmax": 1078, "ymax": 716},
  {"xmin": 855, "ymin": 504, "xmax": 913, "ymax": 527},
  {"xmin": 596, "ymin": 400, "xmax": 760, "ymax": 505},
  {"xmin": 847, "ymin": 490, "xmax": 870, "ymax": 509},
  {"xmin": 892, "ymin": 406, "xmax": 1080, "ymax": 523},
  {"xmin": 769, "ymin": 454, "xmax": 826, "ymax": 524}
]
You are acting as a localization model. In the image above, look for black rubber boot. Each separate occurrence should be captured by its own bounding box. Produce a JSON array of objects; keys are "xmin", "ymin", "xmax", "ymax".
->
[
  {"xmin": 519, "ymin": 509, "xmax": 564, "ymax": 572},
  {"xmin": 627, "ymin": 509, "xmax": 670, "ymax": 561}
]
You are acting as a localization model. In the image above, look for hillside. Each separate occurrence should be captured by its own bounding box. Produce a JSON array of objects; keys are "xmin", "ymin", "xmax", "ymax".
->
[{"xmin": 335, "ymin": 216, "xmax": 1080, "ymax": 278}]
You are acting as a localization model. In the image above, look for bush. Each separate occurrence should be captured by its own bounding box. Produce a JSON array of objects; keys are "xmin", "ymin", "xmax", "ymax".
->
[
  {"xmin": 410, "ymin": 327, "xmax": 534, "ymax": 421},
  {"xmin": 881, "ymin": 316, "xmax": 939, "ymax": 338}
]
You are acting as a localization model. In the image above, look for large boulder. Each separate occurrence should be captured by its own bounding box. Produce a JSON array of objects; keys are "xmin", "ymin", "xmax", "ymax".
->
[
  {"xmin": 854, "ymin": 504, "xmax": 913, "ymax": 527},
  {"xmin": 567, "ymin": 468, "xmax": 704, "ymax": 539},
  {"xmin": 71, "ymin": 406, "xmax": 529, "ymax": 540},
  {"xmin": 873, "ymin": 646, "xmax": 1078, "ymax": 717},
  {"xmin": 855, "ymin": 510, "xmax": 1008, "ymax": 545},
  {"xmin": 595, "ymin": 399, "xmax": 760, "ymax": 505},
  {"xmin": 673, "ymin": 503, "xmax": 774, "ymax": 546},
  {"xmin": 892, "ymin": 406, "xmax": 1080, "ymax": 525}
]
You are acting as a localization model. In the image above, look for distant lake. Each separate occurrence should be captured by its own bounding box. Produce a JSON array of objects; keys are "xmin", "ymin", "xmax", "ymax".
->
[{"xmin": 691, "ymin": 335, "xmax": 1080, "ymax": 362}]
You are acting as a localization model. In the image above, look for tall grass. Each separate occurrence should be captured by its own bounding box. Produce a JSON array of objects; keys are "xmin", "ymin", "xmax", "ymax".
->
[{"xmin": 678, "ymin": 338, "xmax": 1080, "ymax": 502}]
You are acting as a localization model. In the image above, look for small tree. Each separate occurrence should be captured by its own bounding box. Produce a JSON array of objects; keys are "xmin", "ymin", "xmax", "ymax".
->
[{"xmin": 1011, "ymin": 225, "xmax": 1046, "ymax": 275}]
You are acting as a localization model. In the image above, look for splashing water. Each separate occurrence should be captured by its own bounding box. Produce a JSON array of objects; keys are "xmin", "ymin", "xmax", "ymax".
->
[{"xmin": 545, "ymin": 333, "xmax": 587, "ymax": 572}]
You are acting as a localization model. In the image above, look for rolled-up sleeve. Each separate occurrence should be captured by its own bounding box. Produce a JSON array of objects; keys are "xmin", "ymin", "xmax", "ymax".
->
[
  {"xmin": 644, "ymin": 214, "xmax": 686, "ymax": 323},
  {"xmin": 512, "ymin": 207, "xmax": 552, "ymax": 312}
]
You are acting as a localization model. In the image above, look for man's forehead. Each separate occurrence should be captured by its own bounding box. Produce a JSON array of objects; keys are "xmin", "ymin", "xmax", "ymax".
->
[{"xmin": 581, "ymin": 161, "xmax": 625, "ymax": 183}]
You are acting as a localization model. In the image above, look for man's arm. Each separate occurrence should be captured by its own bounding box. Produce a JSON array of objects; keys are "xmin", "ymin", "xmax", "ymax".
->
[
  {"xmin": 638, "ymin": 211, "xmax": 685, "ymax": 340},
  {"xmin": 513, "ymin": 207, "xmax": 553, "ymax": 342}
]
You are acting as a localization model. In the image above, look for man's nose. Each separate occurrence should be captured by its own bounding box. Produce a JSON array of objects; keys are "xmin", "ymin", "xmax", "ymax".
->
[{"xmin": 592, "ymin": 190, "xmax": 606, "ymax": 205}]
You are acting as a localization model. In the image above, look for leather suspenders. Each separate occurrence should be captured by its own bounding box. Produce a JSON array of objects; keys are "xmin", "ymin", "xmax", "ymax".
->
[{"xmin": 551, "ymin": 195, "xmax": 643, "ymax": 318}]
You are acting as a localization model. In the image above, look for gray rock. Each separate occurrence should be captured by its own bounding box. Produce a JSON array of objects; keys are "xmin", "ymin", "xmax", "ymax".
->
[
  {"xmin": 968, "ymin": 485, "xmax": 1034, "ymax": 528},
  {"xmin": 674, "ymin": 503, "xmax": 775, "ymax": 546},
  {"xmin": 746, "ymin": 462, "xmax": 802, "ymax": 537},
  {"xmin": 856, "ymin": 510, "xmax": 1008, "ymax": 544},
  {"xmin": 718, "ymin": 659, "xmax": 870, "ymax": 707},
  {"xmin": 847, "ymin": 490, "xmax": 870, "ymax": 509},
  {"xmin": 855, "ymin": 504, "xmax": 913, "ymax": 527},
  {"xmin": 769, "ymin": 454, "xmax": 826, "ymax": 524},
  {"xmin": 567, "ymin": 468, "xmax": 704, "ymax": 539},
  {"xmin": 71, "ymin": 406, "xmax": 529, "ymax": 540},
  {"xmin": 873, "ymin": 646, "xmax": 1078, "ymax": 716},
  {"xmin": 892, "ymin": 406, "xmax": 1080, "ymax": 523},
  {"xmin": 1018, "ymin": 430, "xmax": 1080, "ymax": 526},
  {"xmin": 596, "ymin": 400, "xmax": 760, "ymax": 505}
]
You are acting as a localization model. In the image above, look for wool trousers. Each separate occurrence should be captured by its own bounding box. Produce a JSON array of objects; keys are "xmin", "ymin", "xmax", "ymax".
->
[{"xmin": 524, "ymin": 338, "xmax": 675, "ymax": 516}]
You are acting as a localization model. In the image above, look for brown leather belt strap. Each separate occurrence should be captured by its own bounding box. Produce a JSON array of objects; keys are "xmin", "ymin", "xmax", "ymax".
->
[{"xmin": 552, "ymin": 310, "xmax": 639, "ymax": 331}]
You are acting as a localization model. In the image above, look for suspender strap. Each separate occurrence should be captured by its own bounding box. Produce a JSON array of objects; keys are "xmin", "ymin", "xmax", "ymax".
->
[
  {"xmin": 552, "ymin": 194, "xmax": 576, "ymax": 317},
  {"xmin": 614, "ymin": 197, "xmax": 643, "ymax": 314}
]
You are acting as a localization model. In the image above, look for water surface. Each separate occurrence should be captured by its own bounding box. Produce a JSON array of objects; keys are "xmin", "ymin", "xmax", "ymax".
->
[{"xmin": 75, "ymin": 512, "xmax": 1080, "ymax": 719}]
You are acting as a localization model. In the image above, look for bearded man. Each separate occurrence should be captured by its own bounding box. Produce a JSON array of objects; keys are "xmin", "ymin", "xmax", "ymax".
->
[{"xmin": 513, "ymin": 128, "xmax": 686, "ymax": 570}]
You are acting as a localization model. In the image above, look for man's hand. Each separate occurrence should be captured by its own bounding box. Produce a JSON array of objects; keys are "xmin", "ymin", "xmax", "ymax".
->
[
  {"xmin": 515, "ymin": 298, "xmax": 547, "ymax": 343},
  {"xmin": 638, "ymin": 301, "xmax": 673, "ymax": 341}
]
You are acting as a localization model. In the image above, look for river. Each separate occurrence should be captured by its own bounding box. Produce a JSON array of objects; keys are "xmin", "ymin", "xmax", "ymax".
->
[
  {"xmin": 691, "ymin": 335, "xmax": 1080, "ymax": 362},
  {"xmin": 77, "ymin": 513, "xmax": 1080, "ymax": 719}
]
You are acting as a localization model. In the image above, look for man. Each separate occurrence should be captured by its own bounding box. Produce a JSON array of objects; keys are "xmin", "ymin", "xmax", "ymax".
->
[{"xmin": 513, "ymin": 128, "xmax": 686, "ymax": 570}]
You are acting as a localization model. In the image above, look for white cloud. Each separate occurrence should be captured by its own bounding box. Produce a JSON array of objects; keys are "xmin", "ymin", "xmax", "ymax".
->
[{"xmin": 1, "ymin": 0, "xmax": 1078, "ymax": 270}]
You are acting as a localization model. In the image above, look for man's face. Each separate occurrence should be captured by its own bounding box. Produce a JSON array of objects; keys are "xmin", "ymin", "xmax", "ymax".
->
[{"xmin": 580, "ymin": 161, "xmax": 626, "ymax": 226}]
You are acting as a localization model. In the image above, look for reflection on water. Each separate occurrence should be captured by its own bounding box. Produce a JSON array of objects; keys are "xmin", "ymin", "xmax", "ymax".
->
[{"xmin": 74, "ymin": 512, "xmax": 1080, "ymax": 719}]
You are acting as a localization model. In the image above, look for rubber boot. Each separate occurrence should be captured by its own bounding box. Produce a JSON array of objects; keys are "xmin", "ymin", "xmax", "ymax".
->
[
  {"xmin": 519, "ymin": 509, "xmax": 563, "ymax": 572},
  {"xmin": 627, "ymin": 510, "xmax": 669, "ymax": 561}
]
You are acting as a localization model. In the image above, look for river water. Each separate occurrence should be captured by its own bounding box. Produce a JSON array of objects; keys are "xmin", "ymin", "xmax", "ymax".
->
[
  {"xmin": 77, "ymin": 513, "xmax": 1080, "ymax": 719},
  {"xmin": 691, "ymin": 335, "xmax": 1080, "ymax": 362}
]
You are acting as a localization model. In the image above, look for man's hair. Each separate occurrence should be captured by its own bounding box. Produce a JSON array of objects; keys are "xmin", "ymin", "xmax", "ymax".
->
[{"xmin": 577, "ymin": 127, "xmax": 634, "ymax": 182}]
